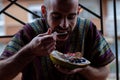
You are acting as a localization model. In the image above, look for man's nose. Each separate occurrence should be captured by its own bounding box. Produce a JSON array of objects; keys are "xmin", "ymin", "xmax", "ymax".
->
[{"xmin": 60, "ymin": 18, "xmax": 69, "ymax": 29}]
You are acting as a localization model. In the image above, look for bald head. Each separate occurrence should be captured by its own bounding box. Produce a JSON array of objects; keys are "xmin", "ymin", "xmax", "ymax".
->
[{"xmin": 44, "ymin": 0, "xmax": 78, "ymax": 10}]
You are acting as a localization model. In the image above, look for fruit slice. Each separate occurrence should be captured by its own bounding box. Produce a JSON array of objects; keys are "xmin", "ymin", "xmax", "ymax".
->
[{"xmin": 50, "ymin": 50, "xmax": 91, "ymax": 69}]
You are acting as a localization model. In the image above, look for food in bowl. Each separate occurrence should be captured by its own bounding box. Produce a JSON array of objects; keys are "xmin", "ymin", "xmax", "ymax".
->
[{"xmin": 50, "ymin": 50, "xmax": 91, "ymax": 69}]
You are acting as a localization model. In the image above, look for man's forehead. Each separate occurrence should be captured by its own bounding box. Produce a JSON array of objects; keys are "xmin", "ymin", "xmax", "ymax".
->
[
  {"xmin": 48, "ymin": 0, "xmax": 78, "ymax": 7},
  {"xmin": 48, "ymin": 0, "xmax": 78, "ymax": 4},
  {"xmin": 45, "ymin": 0, "xmax": 78, "ymax": 12},
  {"xmin": 48, "ymin": 0, "xmax": 78, "ymax": 14}
]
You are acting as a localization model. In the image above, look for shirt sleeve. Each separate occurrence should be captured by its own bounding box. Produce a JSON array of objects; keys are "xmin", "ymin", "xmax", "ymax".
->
[
  {"xmin": 0, "ymin": 18, "xmax": 47, "ymax": 60},
  {"xmin": 84, "ymin": 20, "xmax": 115, "ymax": 67},
  {"xmin": 0, "ymin": 24, "xmax": 36, "ymax": 60}
]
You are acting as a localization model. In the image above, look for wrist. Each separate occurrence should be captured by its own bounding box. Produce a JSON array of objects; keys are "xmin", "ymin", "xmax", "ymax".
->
[
  {"xmin": 19, "ymin": 44, "xmax": 36, "ymax": 58},
  {"xmin": 14, "ymin": 44, "xmax": 36, "ymax": 65},
  {"xmin": 24, "ymin": 43, "xmax": 35, "ymax": 55},
  {"xmin": 78, "ymin": 66, "xmax": 91, "ymax": 77}
]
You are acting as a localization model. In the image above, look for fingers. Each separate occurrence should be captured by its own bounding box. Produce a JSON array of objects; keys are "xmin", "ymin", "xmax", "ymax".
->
[
  {"xmin": 31, "ymin": 28, "xmax": 57, "ymax": 56},
  {"xmin": 70, "ymin": 68, "xmax": 83, "ymax": 74},
  {"xmin": 37, "ymin": 31, "xmax": 57, "ymax": 47},
  {"xmin": 47, "ymin": 28, "xmax": 52, "ymax": 34},
  {"xmin": 54, "ymin": 64, "xmax": 70, "ymax": 74},
  {"xmin": 54, "ymin": 64, "xmax": 83, "ymax": 75},
  {"xmin": 37, "ymin": 28, "xmax": 52, "ymax": 37},
  {"xmin": 46, "ymin": 42, "xmax": 56, "ymax": 50},
  {"xmin": 39, "ymin": 35, "xmax": 56, "ymax": 47},
  {"xmin": 43, "ymin": 41, "xmax": 56, "ymax": 54}
]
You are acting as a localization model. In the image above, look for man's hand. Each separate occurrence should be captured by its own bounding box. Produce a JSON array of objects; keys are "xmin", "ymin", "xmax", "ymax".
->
[
  {"xmin": 27, "ymin": 28, "xmax": 57, "ymax": 56},
  {"xmin": 54, "ymin": 64, "xmax": 84, "ymax": 75},
  {"xmin": 55, "ymin": 64, "xmax": 110, "ymax": 80}
]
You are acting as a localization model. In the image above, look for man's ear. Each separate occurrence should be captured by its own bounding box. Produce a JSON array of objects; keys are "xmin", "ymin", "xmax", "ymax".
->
[
  {"xmin": 77, "ymin": 6, "xmax": 82, "ymax": 14},
  {"xmin": 41, "ymin": 5, "xmax": 46, "ymax": 17}
]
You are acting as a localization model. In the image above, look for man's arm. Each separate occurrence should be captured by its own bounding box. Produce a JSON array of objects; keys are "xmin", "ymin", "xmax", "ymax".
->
[
  {"xmin": 55, "ymin": 64, "xmax": 110, "ymax": 80},
  {"xmin": 0, "ymin": 29, "xmax": 56, "ymax": 80},
  {"xmin": 79, "ymin": 65, "xmax": 110, "ymax": 80},
  {"xmin": 0, "ymin": 44, "xmax": 35, "ymax": 80}
]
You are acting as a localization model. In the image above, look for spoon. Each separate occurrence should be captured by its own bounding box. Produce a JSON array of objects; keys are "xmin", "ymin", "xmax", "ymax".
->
[{"xmin": 56, "ymin": 32, "xmax": 68, "ymax": 36}]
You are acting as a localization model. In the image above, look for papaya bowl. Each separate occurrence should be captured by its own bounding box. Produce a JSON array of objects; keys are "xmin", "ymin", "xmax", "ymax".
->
[{"xmin": 50, "ymin": 50, "xmax": 91, "ymax": 69}]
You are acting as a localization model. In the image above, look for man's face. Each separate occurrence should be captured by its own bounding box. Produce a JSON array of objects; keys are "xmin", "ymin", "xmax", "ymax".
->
[{"xmin": 46, "ymin": 0, "xmax": 78, "ymax": 41}]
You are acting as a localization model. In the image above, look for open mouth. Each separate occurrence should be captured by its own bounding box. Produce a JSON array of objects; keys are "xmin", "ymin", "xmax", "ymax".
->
[
  {"xmin": 57, "ymin": 32, "xmax": 68, "ymax": 36},
  {"xmin": 56, "ymin": 31, "xmax": 69, "ymax": 40},
  {"xmin": 53, "ymin": 26, "xmax": 70, "ymax": 40}
]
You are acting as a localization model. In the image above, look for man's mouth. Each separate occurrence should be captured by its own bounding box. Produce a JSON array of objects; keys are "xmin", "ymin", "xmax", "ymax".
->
[
  {"xmin": 57, "ymin": 32, "xmax": 68, "ymax": 38},
  {"xmin": 52, "ymin": 26, "xmax": 71, "ymax": 41},
  {"xmin": 57, "ymin": 32, "xmax": 68, "ymax": 36},
  {"xmin": 56, "ymin": 31, "xmax": 69, "ymax": 41}
]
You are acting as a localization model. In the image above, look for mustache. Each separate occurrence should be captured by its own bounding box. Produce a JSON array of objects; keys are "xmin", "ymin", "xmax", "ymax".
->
[{"xmin": 53, "ymin": 26, "xmax": 70, "ymax": 32}]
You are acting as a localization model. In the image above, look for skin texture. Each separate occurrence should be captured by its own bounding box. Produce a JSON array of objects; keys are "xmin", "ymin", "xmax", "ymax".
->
[{"xmin": 0, "ymin": 0, "xmax": 110, "ymax": 80}]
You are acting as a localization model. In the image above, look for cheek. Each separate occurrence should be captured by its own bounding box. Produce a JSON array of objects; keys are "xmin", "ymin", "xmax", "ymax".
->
[
  {"xmin": 70, "ymin": 20, "xmax": 77, "ymax": 30},
  {"xmin": 47, "ymin": 17, "xmax": 58, "ymax": 30}
]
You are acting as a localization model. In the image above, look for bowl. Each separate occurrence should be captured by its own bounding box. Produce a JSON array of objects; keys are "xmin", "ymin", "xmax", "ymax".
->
[{"xmin": 50, "ymin": 50, "xmax": 91, "ymax": 69}]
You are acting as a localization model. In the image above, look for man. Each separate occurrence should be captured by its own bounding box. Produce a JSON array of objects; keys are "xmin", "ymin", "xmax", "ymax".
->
[{"xmin": 0, "ymin": 0, "xmax": 115, "ymax": 80}]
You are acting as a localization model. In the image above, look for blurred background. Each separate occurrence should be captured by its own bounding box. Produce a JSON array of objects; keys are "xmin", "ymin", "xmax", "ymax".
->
[{"xmin": 0, "ymin": 0, "xmax": 120, "ymax": 80}]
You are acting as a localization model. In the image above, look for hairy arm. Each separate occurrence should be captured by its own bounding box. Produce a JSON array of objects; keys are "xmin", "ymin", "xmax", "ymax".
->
[
  {"xmin": 55, "ymin": 64, "xmax": 110, "ymax": 80},
  {"xmin": 79, "ymin": 65, "xmax": 110, "ymax": 80},
  {"xmin": 0, "ymin": 29, "xmax": 56, "ymax": 80},
  {"xmin": 0, "ymin": 44, "xmax": 35, "ymax": 80}
]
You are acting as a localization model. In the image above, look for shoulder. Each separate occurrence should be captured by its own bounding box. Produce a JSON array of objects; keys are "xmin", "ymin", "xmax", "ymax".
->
[
  {"xmin": 76, "ymin": 17, "xmax": 94, "ymax": 31},
  {"xmin": 77, "ymin": 17, "xmax": 91, "ymax": 26},
  {"xmin": 27, "ymin": 18, "xmax": 48, "ymax": 34},
  {"xmin": 76, "ymin": 17, "xmax": 95, "ymax": 36}
]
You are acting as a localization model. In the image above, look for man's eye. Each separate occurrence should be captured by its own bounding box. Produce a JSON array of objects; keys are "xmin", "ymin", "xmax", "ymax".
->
[
  {"xmin": 52, "ymin": 15, "xmax": 61, "ymax": 20},
  {"xmin": 67, "ymin": 15, "xmax": 76, "ymax": 20}
]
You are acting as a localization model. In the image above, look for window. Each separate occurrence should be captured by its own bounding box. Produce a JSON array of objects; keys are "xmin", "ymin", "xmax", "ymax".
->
[
  {"xmin": 107, "ymin": 0, "xmax": 120, "ymax": 20},
  {"xmin": 28, "ymin": 4, "xmax": 42, "ymax": 22},
  {"xmin": 79, "ymin": 0, "xmax": 100, "ymax": 19},
  {"xmin": 0, "ymin": 2, "xmax": 5, "ymax": 36},
  {"xmin": 106, "ymin": 0, "xmax": 120, "ymax": 37}
]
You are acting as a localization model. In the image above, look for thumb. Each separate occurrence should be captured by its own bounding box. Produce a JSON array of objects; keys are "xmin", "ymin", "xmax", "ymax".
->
[
  {"xmin": 46, "ymin": 28, "xmax": 52, "ymax": 35},
  {"xmin": 37, "ymin": 28, "xmax": 52, "ymax": 37}
]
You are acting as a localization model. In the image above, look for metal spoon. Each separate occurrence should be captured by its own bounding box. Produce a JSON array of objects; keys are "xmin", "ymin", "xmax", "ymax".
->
[{"xmin": 56, "ymin": 32, "xmax": 68, "ymax": 36}]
